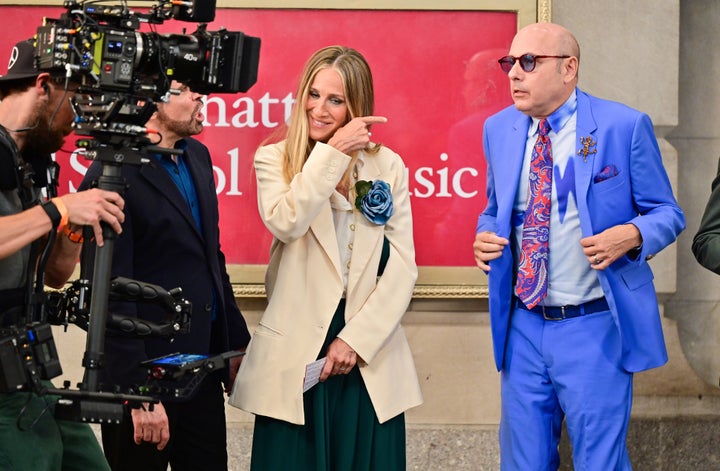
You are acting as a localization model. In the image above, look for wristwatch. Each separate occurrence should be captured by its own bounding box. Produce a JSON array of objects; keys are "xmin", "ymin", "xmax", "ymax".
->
[{"xmin": 41, "ymin": 200, "xmax": 62, "ymax": 228}]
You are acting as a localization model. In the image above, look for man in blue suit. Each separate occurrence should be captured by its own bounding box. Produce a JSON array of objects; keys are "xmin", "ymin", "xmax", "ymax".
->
[
  {"xmin": 473, "ymin": 23, "xmax": 685, "ymax": 470},
  {"xmin": 80, "ymin": 81, "xmax": 250, "ymax": 471}
]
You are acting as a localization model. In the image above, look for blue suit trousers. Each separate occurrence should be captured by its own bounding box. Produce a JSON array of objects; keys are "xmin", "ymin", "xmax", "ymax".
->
[{"xmin": 499, "ymin": 305, "xmax": 633, "ymax": 470}]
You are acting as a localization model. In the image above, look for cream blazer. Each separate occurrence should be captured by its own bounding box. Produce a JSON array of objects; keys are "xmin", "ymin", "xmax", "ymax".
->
[{"xmin": 229, "ymin": 141, "xmax": 423, "ymax": 425}]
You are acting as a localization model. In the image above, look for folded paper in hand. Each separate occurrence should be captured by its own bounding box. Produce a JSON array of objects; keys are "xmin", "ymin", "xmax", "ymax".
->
[{"xmin": 303, "ymin": 357, "xmax": 326, "ymax": 392}]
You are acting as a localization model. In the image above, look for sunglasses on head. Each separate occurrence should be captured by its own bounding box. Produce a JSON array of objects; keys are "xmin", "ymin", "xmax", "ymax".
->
[{"xmin": 498, "ymin": 54, "xmax": 571, "ymax": 73}]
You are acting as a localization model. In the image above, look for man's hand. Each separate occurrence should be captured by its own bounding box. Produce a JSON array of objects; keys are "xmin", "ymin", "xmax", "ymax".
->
[
  {"xmin": 473, "ymin": 231, "xmax": 509, "ymax": 271},
  {"xmin": 131, "ymin": 401, "xmax": 170, "ymax": 450},
  {"xmin": 580, "ymin": 223, "xmax": 642, "ymax": 270},
  {"xmin": 60, "ymin": 188, "xmax": 125, "ymax": 246}
]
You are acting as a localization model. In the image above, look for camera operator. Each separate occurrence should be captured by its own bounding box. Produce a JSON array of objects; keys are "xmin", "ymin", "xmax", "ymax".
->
[
  {"xmin": 80, "ymin": 80, "xmax": 251, "ymax": 471},
  {"xmin": 0, "ymin": 39, "xmax": 125, "ymax": 470}
]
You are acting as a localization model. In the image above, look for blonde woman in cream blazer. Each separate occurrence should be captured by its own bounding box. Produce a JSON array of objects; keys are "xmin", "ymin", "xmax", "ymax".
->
[{"xmin": 229, "ymin": 46, "xmax": 422, "ymax": 470}]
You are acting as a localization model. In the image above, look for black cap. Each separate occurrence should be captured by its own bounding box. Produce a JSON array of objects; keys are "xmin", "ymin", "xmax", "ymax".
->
[{"xmin": 0, "ymin": 40, "xmax": 39, "ymax": 84}]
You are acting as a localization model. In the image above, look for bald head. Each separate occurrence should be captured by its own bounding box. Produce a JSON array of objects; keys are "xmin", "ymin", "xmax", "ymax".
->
[{"xmin": 514, "ymin": 23, "xmax": 580, "ymax": 65}]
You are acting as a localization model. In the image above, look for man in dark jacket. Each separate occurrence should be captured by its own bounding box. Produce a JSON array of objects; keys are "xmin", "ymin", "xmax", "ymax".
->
[{"xmin": 80, "ymin": 80, "xmax": 250, "ymax": 471}]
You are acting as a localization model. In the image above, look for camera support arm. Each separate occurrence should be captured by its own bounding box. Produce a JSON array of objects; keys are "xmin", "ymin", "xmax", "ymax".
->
[{"xmin": 48, "ymin": 276, "xmax": 192, "ymax": 339}]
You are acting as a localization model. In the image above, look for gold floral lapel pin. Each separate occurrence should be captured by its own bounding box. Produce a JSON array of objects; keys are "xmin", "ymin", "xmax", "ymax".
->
[{"xmin": 577, "ymin": 136, "xmax": 597, "ymax": 163}]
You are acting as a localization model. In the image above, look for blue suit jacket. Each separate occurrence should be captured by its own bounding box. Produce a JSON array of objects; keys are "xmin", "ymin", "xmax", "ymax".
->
[
  {"xmin": 80, "ymin": 137, "xmax": 250, "ymax": 391},
  {"xmin": 477, "ymin": 89, "xmax": 685, "ymax": 373}
]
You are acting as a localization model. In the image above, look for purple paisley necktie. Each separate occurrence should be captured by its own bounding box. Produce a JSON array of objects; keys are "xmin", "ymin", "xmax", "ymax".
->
[{"xmin": 515, "ymin": 118, "xmax": 552, "ymax": 309}]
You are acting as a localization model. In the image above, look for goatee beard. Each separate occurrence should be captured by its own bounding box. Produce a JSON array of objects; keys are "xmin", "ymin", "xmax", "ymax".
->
[{"xmin": 23, "ymin": 117, "xmax": 64, "ymax": 155}]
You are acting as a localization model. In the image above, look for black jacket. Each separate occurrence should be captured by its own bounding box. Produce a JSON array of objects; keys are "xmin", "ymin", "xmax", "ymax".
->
[{"xmin": 80, "ymin": 137, "xmax": 250, "ymax": 392}]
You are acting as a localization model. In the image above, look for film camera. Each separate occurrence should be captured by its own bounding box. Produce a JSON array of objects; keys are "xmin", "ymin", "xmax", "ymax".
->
[{"xmin": 34, "ymin": 0, "xmax": 260, "ymax": 148}]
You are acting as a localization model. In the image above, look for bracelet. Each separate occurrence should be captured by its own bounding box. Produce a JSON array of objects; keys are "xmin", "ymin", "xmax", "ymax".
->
[
  {"xmin": 51, "ymin": 197, "xmax": 69, "ymax": 229},
  {"xmin": 63, "ymin": 225, "xmax": 84, "ymax": 244},
  {"xmin": 40, "ymin": 200, "xmax": 62, "ymax": 229}
]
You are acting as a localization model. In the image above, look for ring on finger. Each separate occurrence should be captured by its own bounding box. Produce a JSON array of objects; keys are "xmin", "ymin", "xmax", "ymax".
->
[{"xmin": 592, "ymin": 255, "xmax": 599, "ymax": 265}]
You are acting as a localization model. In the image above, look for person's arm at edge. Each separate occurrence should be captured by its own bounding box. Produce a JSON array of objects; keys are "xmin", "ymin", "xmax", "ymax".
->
[{"xmin": 693, "ymin": 156, "xmax": 720, "ymax": 274}]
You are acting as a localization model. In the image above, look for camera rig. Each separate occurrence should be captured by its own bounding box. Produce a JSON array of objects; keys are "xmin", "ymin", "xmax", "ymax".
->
[
  {"xmin": 0, "ymin": 0, "xmax": 260, "ymax": 424},
  {"xmin": 0, "ymin": 277, "xmax": 194, "ymax": 424},
  {"xmin": 34, "ymin": 0, "xmax": 260, "ymax": 152}
]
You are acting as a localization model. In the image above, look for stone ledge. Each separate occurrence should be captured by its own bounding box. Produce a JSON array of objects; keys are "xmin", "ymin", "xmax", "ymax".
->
[
  {"xmin": 224, "ymin": 415, "xmax": 720, "ymax": 470},
  {"xmin": 90, "ymin": 397, "xmax": 720, "ymax": 469},
  {"xmin": 93, "ymin": 413, "xmax": 720, "ymax": 471}
]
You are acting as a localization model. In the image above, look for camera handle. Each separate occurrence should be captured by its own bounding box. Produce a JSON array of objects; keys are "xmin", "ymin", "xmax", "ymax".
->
[{"xmin": 80, "ymin": 146, "xmax": 148, "ymax": 393}]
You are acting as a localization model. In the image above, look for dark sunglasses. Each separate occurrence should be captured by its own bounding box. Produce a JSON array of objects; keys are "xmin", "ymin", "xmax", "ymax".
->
[{"xmin": 498, "ymin": 54, "xmax": 571, "ymax": 73}]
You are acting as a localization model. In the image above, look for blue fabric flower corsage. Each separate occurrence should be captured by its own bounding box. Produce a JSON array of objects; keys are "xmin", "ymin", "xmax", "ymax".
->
[{"xmin": 354, "ymin": 180, "xmax": 393, "ymax": 225}]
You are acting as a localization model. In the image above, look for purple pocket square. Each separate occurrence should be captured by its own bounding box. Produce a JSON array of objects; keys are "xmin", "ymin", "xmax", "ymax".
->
[{"xmin": 594, "ymin": 164, "xmax": 619, "ymax": 183}]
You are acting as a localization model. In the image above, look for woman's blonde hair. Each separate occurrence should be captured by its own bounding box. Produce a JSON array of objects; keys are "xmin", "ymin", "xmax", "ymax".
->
[{"xmin": 282, "ymin": 45, "xmax": 380, "ymax": 184}]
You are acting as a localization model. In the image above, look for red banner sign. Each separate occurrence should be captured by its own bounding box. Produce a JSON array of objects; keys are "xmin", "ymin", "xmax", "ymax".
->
[{"xmin": 0, "ymin": 6, "xmax": 515, "ymax": 266}]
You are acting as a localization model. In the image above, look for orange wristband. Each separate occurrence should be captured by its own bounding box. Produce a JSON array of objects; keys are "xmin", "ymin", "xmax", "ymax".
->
[{"xmin": 51, "ymin": 197, "xmax": 69, "ymax": 229}]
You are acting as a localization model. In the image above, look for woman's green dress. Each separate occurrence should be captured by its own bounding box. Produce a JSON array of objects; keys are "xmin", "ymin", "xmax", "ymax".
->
[{"xmin": 250, "ymin": 240, "xmax": 405, "ymax": 470}]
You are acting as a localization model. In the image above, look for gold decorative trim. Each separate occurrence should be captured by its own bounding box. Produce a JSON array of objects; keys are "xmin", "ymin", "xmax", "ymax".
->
[
  {"xmin": 228, "ymin": 266, "xmax": 488, "ymax": 300},
  {"xmin": 538, "ymin": 0, "xmax": 552, "ymax": 22},
  {"xmin": 233, "ymin": 283, "xmax": 489, "ymax": 300},
  {"xmin": 413, "ymin": 284, "xmax": 489, "ymax": 299}
]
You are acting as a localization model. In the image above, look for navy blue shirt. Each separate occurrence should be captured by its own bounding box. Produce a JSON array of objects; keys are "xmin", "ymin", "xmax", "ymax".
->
[{"xmin": 153, "ymin": 139, "xmax": 203, "ymax": 233}]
